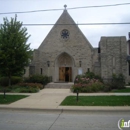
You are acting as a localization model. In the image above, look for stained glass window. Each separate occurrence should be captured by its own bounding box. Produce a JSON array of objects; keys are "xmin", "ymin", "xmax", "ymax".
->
[{"xmin": 61, "ymin": 29, "xmax": 69, "ymax": 40}]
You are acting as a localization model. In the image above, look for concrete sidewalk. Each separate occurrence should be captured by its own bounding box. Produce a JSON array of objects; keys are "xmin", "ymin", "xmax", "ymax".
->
[{"xmin": 0, "ymin": 89, "xmax": 130, "ymax": 112}]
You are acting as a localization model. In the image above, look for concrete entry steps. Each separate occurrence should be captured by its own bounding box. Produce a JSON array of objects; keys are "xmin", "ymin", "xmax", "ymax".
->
[{"xmin": 45, "ymin": 82, "xmax": 74, "ymax": 89}]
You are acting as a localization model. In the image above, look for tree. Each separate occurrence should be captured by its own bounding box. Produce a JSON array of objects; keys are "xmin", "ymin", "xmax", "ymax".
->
[{"xmin": 0, "ymin": 15, "xmax": 32, "ymax": 86}]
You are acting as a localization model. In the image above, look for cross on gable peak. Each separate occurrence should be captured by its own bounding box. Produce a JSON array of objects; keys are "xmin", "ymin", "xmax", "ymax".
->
[{"xmin": 64, "ymin": 4, "xmax": 67, "ymax": 10}]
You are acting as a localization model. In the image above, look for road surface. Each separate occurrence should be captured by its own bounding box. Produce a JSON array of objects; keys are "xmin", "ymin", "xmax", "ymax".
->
[{"xmin": 0, "ymin": 109, "xmax": 129, "ymax": 130}]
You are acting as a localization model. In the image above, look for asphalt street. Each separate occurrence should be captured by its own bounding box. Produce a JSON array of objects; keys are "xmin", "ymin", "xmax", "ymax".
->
[{"xmin": 0, "ymin": 110, "xmax": 129, "ymax": 130}]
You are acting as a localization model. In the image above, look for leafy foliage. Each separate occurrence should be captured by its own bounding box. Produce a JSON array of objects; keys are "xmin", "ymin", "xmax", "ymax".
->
[
  {"xmin": 0, "ymin": 76, "xmax": 22, "ymax": 86},
  {"xmin": 72, "ymin": 72, "xmax": 104, "ymax": 93},
  {"xmin": 24, "ymin": 74, "xmax": 50, "ymax": 86},
  {"xmin": 84, "ymin": 72, "xmax": 103, "ymax": 82},
  {"xmin": 110, "ymin": 74, "xmax": 125, "ymax": 89},
  {"xmin": 18, "ymin": 82, "xmax": 43, "ymax": 89},
  {"xmin": 10, "ymin": 86, "xmax": 39, "ymax": 93},
  {"xmin": 0, "ymin": 15, "xmax": 32, "ymax": 86},
  {"xmin": 0, "ymin": 82, "xmax": 43, "ymax": 93}
]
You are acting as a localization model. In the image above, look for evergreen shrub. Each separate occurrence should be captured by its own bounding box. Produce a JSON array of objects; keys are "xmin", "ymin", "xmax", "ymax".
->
[
  {"xmin": 0, "ymin": 76, "xmax": 22, "ymax": 86},
  {"xmin": 24, "ymin": 74, "xmax": 50, "ymax": 85},
  {"xmin": 110, "ymin": 74, "xmax": 125, "ymax": 89}
]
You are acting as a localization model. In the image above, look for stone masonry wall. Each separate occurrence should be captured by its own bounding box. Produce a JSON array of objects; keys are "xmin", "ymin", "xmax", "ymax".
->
[{"xmin": 99, "ymin": 37, "xmax": 127, "ymax": 79}]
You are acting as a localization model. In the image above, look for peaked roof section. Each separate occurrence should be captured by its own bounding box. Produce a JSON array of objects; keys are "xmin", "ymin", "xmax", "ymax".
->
[
  {"xmin": 38, "ymin": 8, "xmax": 93, "ymax": 49},
  {"xmin": 55, "ymin": 9, "xmax": 92, "ymax": 47},
  {"xmin": 56, "ymin": 9, "xmax": 75, "ymax": 25}
]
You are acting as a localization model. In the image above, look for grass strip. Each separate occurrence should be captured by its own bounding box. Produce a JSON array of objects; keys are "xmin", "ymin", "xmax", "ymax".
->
[
  {"xmin": 61, "ymin": 96, "xmax": 130, "ymax": 106},
  {"xmin": 111, "ymin": 88, "xmax": 130, "ymax": 93},
  {"xmin": 0, "ymin": 95, "xmax": 28, "ymax": 104}
]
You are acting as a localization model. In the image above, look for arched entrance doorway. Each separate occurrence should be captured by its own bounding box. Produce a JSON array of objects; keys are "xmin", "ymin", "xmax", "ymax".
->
[
  {"xmin": 59, "ymin": 67, "xmax": 72, "ymax": 82},
  {"xmin": 55, "ymin": 52, "xmax": 74, "ymax": 82}
]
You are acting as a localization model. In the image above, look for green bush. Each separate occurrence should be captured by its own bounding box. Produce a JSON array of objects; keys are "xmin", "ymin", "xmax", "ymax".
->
[
  {"xmin": 72, "ymin": 72, "xmax": 104, "ymax": 93},
  {"xmin": 24, "ymin": 75, "xmax": 50, "ymax": 85},
  {"xmin": 10, "ymin": 86, "xmax": 39, "ymax": 93},
  {"xmin": 18, "ymin": 83, "xmax": 43, "ymax": 89},
  {"xmin": 18, "ymin": 87, "xmax": 39, "ymax": 93},
  {"xmin": 84, "ymin": 72, "xmax": 103, "ymax": 82},
  {"xmin": 0, "ymin": 76, "xmax": 22, "ymax": 86},
  {"xmin": 127, "ymin": 82, "xmax": 130, "ymax": 86},
  {"xmin": 74, "ymin": 72, "xmax": 103, "ymax": 84},
  {"xmin": 103, "ymin": 85, "xmax": 111, "ymax": 92},
  {"xmin": 0, "ymin": 86, "xmax": 12, "ymax": 92},
  {"xmin": 110, "ymin": 74, "xmax": 125, "ymax": 89},
  {"xmin": 72, "ymin": 82, "xmax": 104, "ymax": 93},
  {"xmin": 0, "ymin": 82, "xmax": 43, "ymax": 93}
]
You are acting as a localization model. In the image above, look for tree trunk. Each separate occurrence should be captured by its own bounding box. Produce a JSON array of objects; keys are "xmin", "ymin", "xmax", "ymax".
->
[
  {"xmin": 8, "ymin": 74, "xmax": 11, "ymax": 87},
  {"xmin": 4, "ymin": 73, "xmax": 11, "ymax": 99},
  {"xmin": 3, "ymin": 87, "xmax": 6, "ymax": 99}
]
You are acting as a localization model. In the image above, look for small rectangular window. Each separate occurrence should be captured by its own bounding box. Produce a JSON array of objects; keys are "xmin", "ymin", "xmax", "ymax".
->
[
  {"xmin": 129, "ymin": 63, "xmax": 130, "ymax": 76},
  {"xmin": 87, "ymin": 68, "xmax": 90, "ymax": 72},
  {"xmin": 98, "ymin": 47, "xmax": 100, "ymax": 53},
  {"xmin": 129, "ymin": 43, "xmax": 130, "ymax": 55},
  {"xmin": 40, "ymin": 68, "xmax": 42, "ymax": 75}
]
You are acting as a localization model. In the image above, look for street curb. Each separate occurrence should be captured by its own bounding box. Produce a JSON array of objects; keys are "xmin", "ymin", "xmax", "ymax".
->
[
  {"xmin": 0, "ymin": 107, "xmax": 62, "ymax": 113},
  {"xmin": 0, "ymin": 107, "xmax": 130, "ymax": 113}
]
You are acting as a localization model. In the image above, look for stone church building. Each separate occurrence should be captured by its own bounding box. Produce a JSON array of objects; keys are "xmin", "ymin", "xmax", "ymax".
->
[{"xmin": 24, "ymin": 7, "xmax": 130, "ymax": 83}]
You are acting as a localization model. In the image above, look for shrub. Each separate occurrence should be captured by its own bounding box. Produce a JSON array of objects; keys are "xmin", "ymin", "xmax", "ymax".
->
[
  {"xmin": 84, "ymin": 72, "xmax": 103, "ymax": 82},
  {"xmin": 0, "ymin": 82, "xmax": 43, "ymax": 93},
  {"xmin": 72, "ymin": 82, "xmax": 104, "ymax": 93},
  {"xmin": 74, "ymin": 72, "xmax": 102, "ymax": 84},
  {"xmin": 72, "ymin": 72, "xmax": 104, "ymax": 93},
  {"xmin": 0, "ymin": 77, "xmax": 8, "ymax": 86},
  {"xmin": 10, "ymin": 86, "xmax": 39, "ymax": 93},
  {"xmin": 24, "ymin": 75, "xmax": 50, "ymax": 85},
  {"xmin": 127, "ymin": 82, "xmax": 130, "ymax": 85},
  {"xmin": 0, "ymin": 76, "xmax": 22, "ymax": 86},
  {"xmin": 110, "ymin": 74, "xmax": 125, "ymax": 89},
  {"xmin": 18, "ymin": 83, "xmax": 43, "ymax": 89},
  {"xmin": 103, "ymin": 84, "xmax": 111, "ymax": 92},
  {"xmin": 0, "ymin": 86, "xmax": 12, "ymax": 92},
  {"xmin": 11, "ymin": 76, "xmax": 23, "ymax": 85},
  {"xmin": 18, "ymin": 87, "xmax": 39, "ymax": 93}
]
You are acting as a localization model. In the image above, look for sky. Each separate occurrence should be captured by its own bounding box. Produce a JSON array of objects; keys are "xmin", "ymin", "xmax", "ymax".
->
[{"xmin": 0, "ymin": 0, "xmax": 130, "ymax": 49}]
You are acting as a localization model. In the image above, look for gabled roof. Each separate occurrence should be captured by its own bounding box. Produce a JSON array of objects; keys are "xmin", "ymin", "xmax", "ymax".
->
[{"xmin": 38, "ymin": 8, "xmax": 93, "ymax": 50}]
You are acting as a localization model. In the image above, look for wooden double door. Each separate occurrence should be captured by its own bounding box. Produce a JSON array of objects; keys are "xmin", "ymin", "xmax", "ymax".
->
[{"xmin": 59, "ymin": 67, "xmax": 72, "ymax": 82}]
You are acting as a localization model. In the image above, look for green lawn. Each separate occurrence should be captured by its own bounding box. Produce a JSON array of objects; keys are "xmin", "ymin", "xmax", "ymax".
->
[
  {"xmin": 0, "ymin": 95, "xmax": 28, "ymax": 104},
  {"xmin": 61, "ymin": 96, "xmax": 130, "ymax": 106},
  {"xmin": 111, "ymin": 88, "xmax": 130, "ymax": 93}
]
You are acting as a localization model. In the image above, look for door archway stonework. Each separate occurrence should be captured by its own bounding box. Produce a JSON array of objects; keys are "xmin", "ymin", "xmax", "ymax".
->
[
  {"xmin": 58, "ymin": 53, "xmax": 73, "ymax": 67},
  {"xmin": 54, "ymin": 52, "xmax": 75, "ymax": 82}
]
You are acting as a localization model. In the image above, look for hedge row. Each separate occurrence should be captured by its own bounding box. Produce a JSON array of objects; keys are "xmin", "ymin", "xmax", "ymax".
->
[
  {"xmin": 0, "ymin": 76, "xmax": 22, "ymax": 86},
  {"xmin": 24, "ymin": 75, "xmax": 50, "ymax": 85},
  {"xmin": 0, "ymin": 74, "xmax": 50, "ymax": 87}
]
